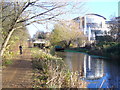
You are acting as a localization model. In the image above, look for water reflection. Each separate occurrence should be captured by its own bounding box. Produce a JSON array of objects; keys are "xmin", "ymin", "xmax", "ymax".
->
[
  {"xmin": 57, "ymin": 51, "xmax": 120, "ymax": 88},
  {"xmin": 83, "ymin": 55, "xmax": 104, "ymax": 80},
  {"xmin": 58, "ymin": 52, "xmax": 104, "ymax": 80}
]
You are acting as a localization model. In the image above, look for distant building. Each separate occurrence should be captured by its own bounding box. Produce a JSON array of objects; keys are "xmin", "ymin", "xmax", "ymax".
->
[
  {"xmin": 32, "ymin": 31, "xmax": 51, "ymax": 48},
  {"xmin": 115, "ymin": 16, "xmax": 120, "ymax": 28},
  {"xmin": 33, "ymin": 39, "xmax": 48, "ymax": 48},
  {"xmin": 73, "ymin": 13, "xmax": 109, "ymax": 42}
]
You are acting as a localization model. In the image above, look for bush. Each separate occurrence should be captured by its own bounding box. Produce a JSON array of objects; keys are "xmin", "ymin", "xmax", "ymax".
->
[
  {"xmin": 96, "ymin": 35, "xmax": 114, "ymax": 42},
  {"xmin": 106, "ymin": 43, "xmax": 120, "ymax": 54}
]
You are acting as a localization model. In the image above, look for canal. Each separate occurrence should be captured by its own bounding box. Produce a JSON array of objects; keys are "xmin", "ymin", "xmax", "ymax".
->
[{"xmin": 57, "ymin": 51, "xmax": 120, "ymax": 88}]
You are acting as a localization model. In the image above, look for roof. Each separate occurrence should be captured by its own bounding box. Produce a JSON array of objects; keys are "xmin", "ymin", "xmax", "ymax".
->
[
  {"xmin": 33, "ymin": 39, "xmax": 46, "ymax": 44},
  {"xmin": 73, "ymin": 13, "xmax": 106, "ymax": 21},
  {"xmin": 115, "ymin": 16, "xmax": 120, "ymax": 19},
  {"xmin": 33, "ymin": 41, "xmax": 45, "ymax": 44},
  {"xmin": 86, "ymin": 13, "xmax": 106, "ymax": 20}
]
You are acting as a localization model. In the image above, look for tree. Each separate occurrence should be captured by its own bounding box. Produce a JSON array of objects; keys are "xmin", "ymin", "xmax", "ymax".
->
[
  {"xmin": 0, "ymin": 1, "xmax": 85, "ymax": 56},
  {"xmin": 33, "ymin": 31, "xmax": 47, "ymax": 40},
  {"xmin": 50, "ymin": 21, "xmax": 86, "ymax": 48},
  {"xmin": 107, "ymin": 17, "xmax": 120, "ymax": 42},
  {"xmin": 2, "ymin": 23, "xmax": 29, "ymax": 64}
]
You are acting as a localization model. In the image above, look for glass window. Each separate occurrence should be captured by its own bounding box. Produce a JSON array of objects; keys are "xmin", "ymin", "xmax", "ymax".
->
[{"xmin": 87, "ymin": 23, "xmax": 102, "ymax": 28}]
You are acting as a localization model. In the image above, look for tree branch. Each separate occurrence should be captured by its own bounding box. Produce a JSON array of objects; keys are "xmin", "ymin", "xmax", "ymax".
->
[{"xmin": 17, "ymin": 4, "xmax": 65, "ymax": 23}]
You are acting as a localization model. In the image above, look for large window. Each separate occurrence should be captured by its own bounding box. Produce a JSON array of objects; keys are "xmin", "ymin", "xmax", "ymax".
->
[
  {"xmin": 86, "ymin": 16, "xmax": 103, "ymax": 28},
  {"xmin": 87, "ymin": 23, "xmax": 102, "ymax": 28},
  {"xmin": 91, "ymin": 30, "xmax": 103, "ymax": 35}
]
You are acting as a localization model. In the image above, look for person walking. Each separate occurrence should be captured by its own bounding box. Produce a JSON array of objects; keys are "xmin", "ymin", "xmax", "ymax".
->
[{"xmin": 19, "ymin": 45, "xmax": 22, "ymax": 55}]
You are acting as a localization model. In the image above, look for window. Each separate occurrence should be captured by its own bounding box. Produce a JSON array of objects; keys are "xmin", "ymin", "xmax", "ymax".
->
[{"xmin": 87, "ymin": 23, "xmax": 102, "ymax": 28}]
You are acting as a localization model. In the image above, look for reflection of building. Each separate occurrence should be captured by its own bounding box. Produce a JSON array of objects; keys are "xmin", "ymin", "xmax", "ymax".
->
[
  {"xmin": 73, "ymin": 13, "xmax": 109, "ymax": 42},
  {"xmin": 64, "ymin": 52, "xmax": 104, "ymax": 80},
  {"xmin": 83, "ymin": 55, "xmax": 104, "ymax": 79}
]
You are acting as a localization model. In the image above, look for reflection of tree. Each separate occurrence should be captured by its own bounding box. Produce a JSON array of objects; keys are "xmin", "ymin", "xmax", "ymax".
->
[{"xmin": 64, "ymin": 52, "xmax": 84, "ymax": 72}]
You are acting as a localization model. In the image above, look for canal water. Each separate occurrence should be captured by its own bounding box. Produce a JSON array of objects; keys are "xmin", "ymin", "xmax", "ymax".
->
[{"xmin": 57, "ymin": 51, "xmax": 120, "ymax": 88}]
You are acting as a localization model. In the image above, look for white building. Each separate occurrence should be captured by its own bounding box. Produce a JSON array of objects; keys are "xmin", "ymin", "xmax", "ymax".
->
[{"xmin": 73, "ymin": 13, "xmax": 109, "ymax": 42}]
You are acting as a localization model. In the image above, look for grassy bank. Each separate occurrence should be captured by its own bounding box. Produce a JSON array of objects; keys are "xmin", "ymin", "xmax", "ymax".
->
[
  {"xmin": 88, "ymin": 42, "xmax": 120, "ymax": 59},
  {"xmin": 65, "ymin": 42, "xmax": 120, "ymax": 59},
  {"xmin": 31, "ymin": 48, "xmax": 87, "ymax": 88}
]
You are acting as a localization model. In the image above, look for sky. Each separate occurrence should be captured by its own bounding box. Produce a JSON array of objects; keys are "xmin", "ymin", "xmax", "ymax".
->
[
  {"xmin": 86, "ymin": 1, "xmax": 118, "ymax": 20},
  {"xmin": 27, "ymin": 1, "xmax": 119, "ymax": 38}
]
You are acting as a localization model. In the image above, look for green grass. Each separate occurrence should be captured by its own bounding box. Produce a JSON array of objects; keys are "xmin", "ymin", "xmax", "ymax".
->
[{"xmin": 3, "ymin": 59, "xmax": 13, "ymax": 66}]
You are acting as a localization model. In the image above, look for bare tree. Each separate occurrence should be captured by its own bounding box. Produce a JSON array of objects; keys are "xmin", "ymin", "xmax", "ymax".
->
[
  {"xmin": 107, "ymin": 17, "xmax": 120, "ymax": 42},
  {"xmin": 0, "ymin": 0, "xmax": 85, "ymax": 56}
]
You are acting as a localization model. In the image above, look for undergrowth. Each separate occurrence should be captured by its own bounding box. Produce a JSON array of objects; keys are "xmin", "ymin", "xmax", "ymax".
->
[{"xmin": 31, "ymin": 48, "xmax": 87, "ymax": 88}]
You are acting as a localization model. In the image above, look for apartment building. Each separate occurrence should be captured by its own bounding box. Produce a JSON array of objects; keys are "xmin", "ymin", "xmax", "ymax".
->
[{"xmin": 73, "ymin": 13, "xmax": 109, "ymax": 42}]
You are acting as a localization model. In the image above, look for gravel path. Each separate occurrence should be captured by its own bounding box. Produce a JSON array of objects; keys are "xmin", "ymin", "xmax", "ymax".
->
[{"xmin": 2, "ymin": 48, "xmax": 33, "ymax": 88}]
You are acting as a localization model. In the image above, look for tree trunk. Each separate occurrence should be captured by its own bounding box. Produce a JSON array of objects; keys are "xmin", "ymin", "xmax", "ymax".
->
[
  {"xmin": 0, "ymin": 29, "xmax": 15, "ymax": 56},
  {"xmin": 0, "ymin": 26, "xmax": 22, "ymax": 57},
  {"xmin": 65, "ymin": 41, "xmax": 71, "ymax": 48}
]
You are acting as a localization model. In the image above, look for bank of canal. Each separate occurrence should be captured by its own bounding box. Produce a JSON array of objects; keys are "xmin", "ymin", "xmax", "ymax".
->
[{"xmin": 57, "ymin": 51, "xmax": 120, "ymax": 88}]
